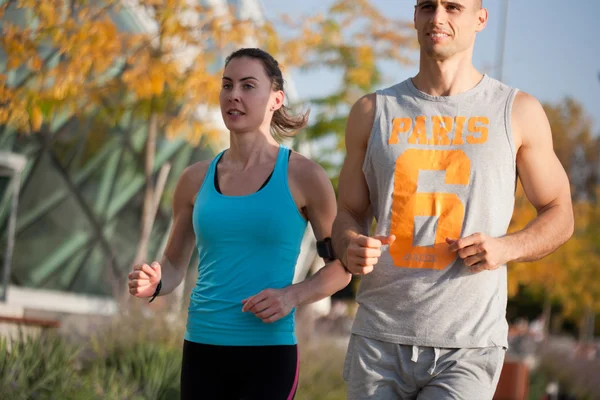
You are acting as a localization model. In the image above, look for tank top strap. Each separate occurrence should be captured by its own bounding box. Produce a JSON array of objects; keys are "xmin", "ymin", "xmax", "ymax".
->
[
  {"xmin": 271, "ymin": 145, "xmax": 291, "ymax": 184},
  {"xmin": 203, "ymin": 150, "xmax": 225, "ymax": 192}
]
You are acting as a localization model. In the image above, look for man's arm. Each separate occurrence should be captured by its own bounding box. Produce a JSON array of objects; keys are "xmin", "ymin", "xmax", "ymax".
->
[
  {"xmin": 332, "ymin": 94, "xmax": 374, "ymax": 262},
  {"xmin": 332, "ymin": 94, "xmax": 395, "ymax": 275},
  {"xmin": 448, "ymin": 92, "xmax": 574, "ymax": 272},
  {"xmin": 504, "ymin": 91, "xmax": 574, "ymax": 261},
  {"xmin": 242, "ymin": 158, "xmax": 351, "ymax": 323}
]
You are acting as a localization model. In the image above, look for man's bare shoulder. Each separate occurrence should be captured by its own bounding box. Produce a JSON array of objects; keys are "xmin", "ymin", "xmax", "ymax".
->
[
  {"xmin": 513, "ymin": 90, "xmax": 544, "ymax": 115},
  {"xmin": 346, "ymin": 93, "xmax": 377, "ymax": 148},
  {"xmin": 353, "ymin": 93, "xmax": 377, "ymax": 114},
  {"xmin": 350, "ymin": 93, "xmax": 377, "ymax": 126},
  {"xmin": 511, "ymin": 91, "xmax": 551, "ymax": 149}
]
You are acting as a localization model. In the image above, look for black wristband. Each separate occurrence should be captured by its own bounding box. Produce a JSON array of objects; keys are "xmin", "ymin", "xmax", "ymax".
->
[
  {"xmin": 149, "ymin": 280, "xmax": 162, "ymax": 303},
  {"xmin": 317, "ymin": 237, "xmax": 336, "ymax": 261}
]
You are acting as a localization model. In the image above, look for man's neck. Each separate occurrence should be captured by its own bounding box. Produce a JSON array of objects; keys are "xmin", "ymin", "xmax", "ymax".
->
[{"xmin": 412, "ymin": 53, "xmax": 483, "ymax": 97}]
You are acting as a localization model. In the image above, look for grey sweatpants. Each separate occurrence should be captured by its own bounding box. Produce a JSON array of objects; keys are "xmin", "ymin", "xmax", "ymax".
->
[{"xmin": 343, "ymin": 334, "xmax": 505, "ymax": 400}]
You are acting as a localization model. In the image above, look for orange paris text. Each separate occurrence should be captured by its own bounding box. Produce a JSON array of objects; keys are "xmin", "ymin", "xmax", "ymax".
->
[{"xmin": 388, "ymin": 116, "xmax": 489, "ymax": 146}]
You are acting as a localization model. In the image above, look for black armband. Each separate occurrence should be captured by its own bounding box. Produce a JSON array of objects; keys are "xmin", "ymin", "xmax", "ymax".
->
[
  {"xmin": 317, "ymin": 237, "xmax": 336, "ymax": 261},
  {"xmin": 149, "ymin": 280, "xmax": 162, "ymax": 303}
]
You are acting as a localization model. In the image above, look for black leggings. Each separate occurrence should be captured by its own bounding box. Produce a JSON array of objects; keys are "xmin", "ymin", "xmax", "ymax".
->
[{"xmin": 180, "ymin": 340, "xmax": 299, "ymax": 400}]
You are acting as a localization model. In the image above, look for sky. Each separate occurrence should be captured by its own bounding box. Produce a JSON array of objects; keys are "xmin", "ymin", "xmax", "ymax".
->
[{"xmin": 260, "ymin": 0, "xmax": 600, "ymax": 134}]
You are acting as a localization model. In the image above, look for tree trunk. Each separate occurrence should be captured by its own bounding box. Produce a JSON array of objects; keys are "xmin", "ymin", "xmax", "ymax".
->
[
  {"xmin": 588, "ymin": 311, "xmax": 596, "ymax": 342},
  {"xmin": 542, "ymin": 294, "xmax": 552, "ymax": 340},
  {"xmin": 128, "ymin": 113, "xmax": 171, "ymax": 308},
  {"xmin": 133, "ymin": 113, "xmax": 158, "ymax": 266},
  {"xmin": 579, "ymin": 307, "xmax": 595, "ymax": 344}
]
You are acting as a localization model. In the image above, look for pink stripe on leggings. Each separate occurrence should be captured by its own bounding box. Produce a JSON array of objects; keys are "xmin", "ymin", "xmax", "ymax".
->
[{"xmin": 287, "ymin": 347, "xmax": 300, "ymax": 400}]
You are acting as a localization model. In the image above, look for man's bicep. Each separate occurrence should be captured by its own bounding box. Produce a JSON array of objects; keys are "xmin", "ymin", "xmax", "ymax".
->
[
  {"xmin": 515, "ymin": 93, "xmax": 571, "ymax": 210},
  {"xmin": 337, "ymin": 151, "xmax": 371, "ymax": 219},
  {"xmin": 337, "ymin": 94, "xmax": 374, "ymax": 220},
  {"xmin": 518, "ymin": 146, "xmax": 570, "ymax": 210}
]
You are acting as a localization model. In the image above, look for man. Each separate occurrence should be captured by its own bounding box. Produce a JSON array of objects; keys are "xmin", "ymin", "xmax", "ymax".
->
[{"xmin": 332, "ymin": 1, "xmax": 574, "ymax": 399}]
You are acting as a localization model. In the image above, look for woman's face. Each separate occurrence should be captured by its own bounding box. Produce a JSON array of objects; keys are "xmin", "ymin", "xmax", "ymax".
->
[{"xmin": 219, "ymin": 57, "xmax": 283, "ymax": 134}]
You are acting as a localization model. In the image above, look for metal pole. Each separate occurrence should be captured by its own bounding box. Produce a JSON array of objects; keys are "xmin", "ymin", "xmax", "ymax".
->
[
  {"xmin": 497, "ymin": 0, "xmax": 510, "ymax": 82},
  {"xmin": 0, "ymin": 153, "xmax": 26, "ymax": 302},
  {"xmin": 1, "ymin": 172, "xmax": 21, "ymax": 302}
]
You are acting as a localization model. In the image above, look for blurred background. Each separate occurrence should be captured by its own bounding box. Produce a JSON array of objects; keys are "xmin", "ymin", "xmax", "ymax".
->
[{"xmin": 0, "ymin": 0, "xmax": 598, "ymax": 399}]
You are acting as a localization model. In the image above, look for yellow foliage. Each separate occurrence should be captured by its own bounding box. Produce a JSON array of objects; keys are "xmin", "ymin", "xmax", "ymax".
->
[
  {"xmin": 165, "ymin": 119, "xmax": 183, "ymax": 141},
  {"xmin": 357, "ymin": 46, "xmax": 375, "ymax": 67},
  {"xmin": 2, "ymin": 0, "xmax": 415, "ymax": 153},
  {"xmin": 508, "ymin": 180, "xmax": 600, "ymax": 319},
  {"xmin": 30, "ymin": 106, "xmax": 43, "ymax": 131},
  {"xmin": 347, "ymin": 68, "xmax": 372, "ymax": 88},
  {"xmin": 186, "ymin": 121, "xmax": 205, "ymax": 147},
  {"xmin": 29, "ymin": 55, "xmax": 43, "ymax": 71}
]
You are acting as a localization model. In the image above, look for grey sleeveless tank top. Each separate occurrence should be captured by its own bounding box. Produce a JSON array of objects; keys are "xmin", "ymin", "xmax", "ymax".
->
[{"xmin": 355, "ymin": 75, "xmax": 519, "ymax": 348}]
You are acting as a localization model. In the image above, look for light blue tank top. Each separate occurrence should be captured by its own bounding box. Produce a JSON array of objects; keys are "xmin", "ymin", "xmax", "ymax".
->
[{"xmin": 185, "ymin": 145, "xmax": 307, "ymax": 346}]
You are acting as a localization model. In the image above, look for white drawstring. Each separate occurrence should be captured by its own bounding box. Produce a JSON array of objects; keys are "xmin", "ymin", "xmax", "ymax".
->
[
  {"xmin": 411, "ymin": 345, "xmax": 419, "ymax": 362},
  {"xmin": 428, "ymin": 347, "xmax": 441, "ymax": 375}
]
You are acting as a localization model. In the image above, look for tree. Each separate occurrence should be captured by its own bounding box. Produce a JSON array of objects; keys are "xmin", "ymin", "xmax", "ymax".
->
[
  {"xmin": 508, "ymin": 97, "xmax": 600, "ymax": 339},
  {"xmin": 508, "ymin": 190, "xmax": 599, "ymax": 337},
  {"xmin": 543, "ymin": 98, "xmax": 598, "ymax": 201}
]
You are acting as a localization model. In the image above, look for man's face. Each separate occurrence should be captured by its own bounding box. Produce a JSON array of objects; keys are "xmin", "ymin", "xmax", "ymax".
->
[{"xmin": 414, "ymin": 0, "xmax": 487, "ymax": 61}]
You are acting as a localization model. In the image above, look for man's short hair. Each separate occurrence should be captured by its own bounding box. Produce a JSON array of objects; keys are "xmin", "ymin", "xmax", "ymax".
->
[{"xmin": 415, "ymin": 0, "xmax": 483, "ymax": 8}]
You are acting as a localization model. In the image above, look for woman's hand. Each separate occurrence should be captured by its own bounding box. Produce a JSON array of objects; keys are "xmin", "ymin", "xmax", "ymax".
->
[
  {"xmin": 128, "ymin": 262, "xmax": 161, "ymax": 298},
  {"xmin": 241, "ymin": 288, "xmax": 296, "ymax": 323}
]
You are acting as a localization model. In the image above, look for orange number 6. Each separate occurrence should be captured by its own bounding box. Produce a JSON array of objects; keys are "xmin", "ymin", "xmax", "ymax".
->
[{"xmin": 390, "ymin": 149, "xmax": 471, "ymax": 270}]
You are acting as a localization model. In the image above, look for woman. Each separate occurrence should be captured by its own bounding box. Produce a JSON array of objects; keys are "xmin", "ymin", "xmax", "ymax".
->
[{"xmin": 127, "ymin": 48, "xmax": 351, "ymax": 400}]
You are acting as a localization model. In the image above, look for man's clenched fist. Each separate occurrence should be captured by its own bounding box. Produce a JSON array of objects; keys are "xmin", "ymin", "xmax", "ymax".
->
[{"xmin": 345, "ymin": 234, "xmax": 396, "ymax": 275}]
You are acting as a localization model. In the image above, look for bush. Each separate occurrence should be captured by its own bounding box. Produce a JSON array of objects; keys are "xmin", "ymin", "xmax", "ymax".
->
[
  {"xmin": 84, "ymin": 343, "xmax": 181, "ymax": 399},
  {"xmin": 0, "ymin": 310, "xmax": 355, "ymax": 399},
  {"xmin": 82, "ymin": 309, "xmax": 184, "ymax": 399},
  {"xmin": 0, "ymin": 311, "xmax": 185, "ymax": 399},
  {"xmin": 80, "ymin": 363, "xmax": 142, "ymax": 400},
  {"xmin": 0, "ymin": 332, "xmax": 87, "ymax": 400}
]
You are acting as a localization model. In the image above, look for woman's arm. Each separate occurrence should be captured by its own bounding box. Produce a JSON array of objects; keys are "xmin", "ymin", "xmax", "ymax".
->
[{"xmin": 128, "ymin": 161, "xmax": 208, "ymax": 299}]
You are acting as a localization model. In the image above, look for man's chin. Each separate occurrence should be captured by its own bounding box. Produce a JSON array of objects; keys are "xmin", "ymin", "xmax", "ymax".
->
[{"xmin": 423, "ymin": 47, "xmax": 455, "ymax": 61}]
